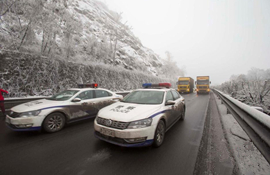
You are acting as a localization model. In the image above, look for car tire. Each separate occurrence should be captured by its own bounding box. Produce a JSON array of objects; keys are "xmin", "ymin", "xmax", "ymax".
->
[
  {"xmin": 180, "ymin": 108, "xmax": 185, "ymax": 121},
  {"xmin": 43, "ymin": 112, "xmax": 66, "ymax": 133},
  {"xmin": 153, "ymin": 120, "xmax": 165, "ymax": 147}
]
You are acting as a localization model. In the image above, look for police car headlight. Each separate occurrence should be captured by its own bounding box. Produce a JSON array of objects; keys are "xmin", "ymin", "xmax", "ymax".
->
[
  {"xmin": 127, "ymin": 118, "xmax": 152, "ymax": 129},
  {"xmin": 20, "ymin": 110, "xmax": 41, "ymax": 118}
]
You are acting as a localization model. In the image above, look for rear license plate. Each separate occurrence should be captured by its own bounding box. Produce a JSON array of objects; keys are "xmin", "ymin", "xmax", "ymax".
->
[{"xmin": 100, "ymin": 128, "xmax": 115, "ymax": 137}]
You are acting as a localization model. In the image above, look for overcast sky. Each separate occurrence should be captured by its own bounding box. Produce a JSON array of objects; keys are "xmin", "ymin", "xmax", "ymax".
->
[{"xmin": 102, "ymin": 0, "xmax": 270, "ymax": 85}]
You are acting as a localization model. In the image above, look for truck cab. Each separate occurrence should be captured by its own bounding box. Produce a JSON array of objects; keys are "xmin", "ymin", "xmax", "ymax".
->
[
  {"xmin": 196, "ymin": 76, "xmax": 210, "ymax": 94},
  {"xmin": 177, "ymin": 77, "xmax": 194, "ymax": 93}
]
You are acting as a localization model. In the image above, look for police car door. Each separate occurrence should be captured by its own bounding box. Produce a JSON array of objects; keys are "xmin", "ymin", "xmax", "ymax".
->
[
  {"xmin": 70, "ymin": 90, "xmax": 97, "ymax": 119},
  {"xmin": 93, "ymin": 90, "xmax": 114, "ymax": 110},
  {"xmin": 171, "ymin": 90, "xmax": 183, "ymax": 120},
  {"xmin": 164, "ymin": 91, "xmax": 176, "ymax": 127}
]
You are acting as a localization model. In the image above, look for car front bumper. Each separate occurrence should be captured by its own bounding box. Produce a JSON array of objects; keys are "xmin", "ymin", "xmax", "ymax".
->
[
  {"xmin": 5, "ymin": 115, "xmax": 43, "ymax": 131},
  {"xmin": 94, "ymin": 120, "xmax": 155, "ymax": 147}
]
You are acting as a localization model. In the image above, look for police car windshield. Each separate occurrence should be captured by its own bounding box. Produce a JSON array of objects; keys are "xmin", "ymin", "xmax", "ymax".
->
[
  {"xmin": 122, "ymin": 91, "xmax": 164, "ymax": 104},
  {"xmin": 48, "ymin": 90, "xmax": 79, "ymax": 101}
]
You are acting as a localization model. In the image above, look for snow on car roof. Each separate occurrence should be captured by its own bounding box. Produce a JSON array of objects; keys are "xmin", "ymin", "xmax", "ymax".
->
[{"xmin": 68, "ymin": 88, "xmax": 114, "ymax": 92}]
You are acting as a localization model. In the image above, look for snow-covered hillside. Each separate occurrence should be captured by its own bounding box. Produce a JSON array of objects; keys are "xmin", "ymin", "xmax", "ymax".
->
[
  {"xmin": 70, "ymin": 0, "xmax": 164, "ymax": 75},
  {"xmin": 0, "ymin": 0, "xmax": 174, "ymax": 76},
  {"xmin": 0, "ymin": 50, "xmax": 177, "ymax": 97}
]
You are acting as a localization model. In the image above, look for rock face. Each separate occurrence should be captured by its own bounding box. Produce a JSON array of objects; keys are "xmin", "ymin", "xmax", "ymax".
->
[
  {"xmin": 0, "ymin": 0, "xmax": 164, "ymax": 76},
  {"xmin": 69, "ymin": 0, "xmax": 164, "ymax": 75}
]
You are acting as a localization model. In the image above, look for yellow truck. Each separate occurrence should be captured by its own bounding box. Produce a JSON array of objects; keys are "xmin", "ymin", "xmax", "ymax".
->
[
  {"xmin": 177, "ymin": 77, "xmax": 194, "ymax": 93},
  {"xmin": 196, "ymin": 76, "xmax": 211, "ymax": 94}
]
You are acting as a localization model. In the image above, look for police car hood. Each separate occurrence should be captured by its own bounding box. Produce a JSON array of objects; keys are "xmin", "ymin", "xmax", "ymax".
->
[
  {"xmin": 98, "ymin": 102, "xmax": 162, "ymax": 122},
  {"xmin": 11, "ymin": 99, "xmax": 66, "ymax": 113}
]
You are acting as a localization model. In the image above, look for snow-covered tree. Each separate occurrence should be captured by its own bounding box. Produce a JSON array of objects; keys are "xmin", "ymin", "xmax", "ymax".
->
[{"xmin": 219, "ymin": 68, "xmax": 270, "ymax": 111}]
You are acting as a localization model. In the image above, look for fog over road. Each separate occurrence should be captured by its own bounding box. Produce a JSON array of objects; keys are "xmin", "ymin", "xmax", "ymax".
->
[{"xmin": 0, "ymin": 93, "xmax": 210, "ymax": 175}]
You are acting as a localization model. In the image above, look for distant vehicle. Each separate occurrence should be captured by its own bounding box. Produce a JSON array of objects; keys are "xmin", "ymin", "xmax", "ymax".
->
[
  {"xmin": 5, "ymin": 84, "xmax": 123, "ymax": 133},
  {"xmin": 177, "ymin": 77, "xmax": 194, "ymax": 93},
  {"xmin": 196, "ymin": 76, "xmax": 211, "ymax": 94},
  {"xmin": 94, "ymin": 83, "xmax": 186, "ymax": 147}
]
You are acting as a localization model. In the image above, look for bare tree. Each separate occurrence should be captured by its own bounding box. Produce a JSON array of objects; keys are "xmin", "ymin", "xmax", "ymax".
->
[
  {"xmin": 105, "ymin": 12, "xmax": 127, "ymax": 65},
  {"xmin": 61, "ymin": 11, "xmax": 82, "ymax": 59},
  {"xmin": 220, "ymin": 68, "xmax": 270, "ymax": 111},
  {"xmin": 160, "ymin": 51, "xmax": 183, "ymax": 79}
]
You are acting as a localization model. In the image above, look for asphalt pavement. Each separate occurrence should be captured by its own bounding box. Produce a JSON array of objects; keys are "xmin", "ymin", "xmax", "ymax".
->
[{"xmin": 0, "ymin": 92, "xmax": 210, "ymax": 175}]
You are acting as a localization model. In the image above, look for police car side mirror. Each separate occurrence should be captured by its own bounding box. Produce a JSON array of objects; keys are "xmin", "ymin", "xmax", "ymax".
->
[
  {"xmin": 165, "ymin": 100, "xmax": 175, "ymax": 106},
  {"xmin": 112, "ymin": 98, "xmax": 121, "ymax": 102},
  {"xmin": 72, "ymin": 98, "xmax": 81, "ymax": 102}
]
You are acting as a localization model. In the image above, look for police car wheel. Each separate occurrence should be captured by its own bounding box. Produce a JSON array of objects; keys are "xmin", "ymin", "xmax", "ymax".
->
[
  {"xmin": 153, "ymin": 120, "xmax": 165, "ymax": 147},
  {"xmin": 180, "ymin": 108, "xmax": 185, "ymax": 121},
  {"xmin": 43, "ymin": 113, "xmax": 66, "ymax": 133}
]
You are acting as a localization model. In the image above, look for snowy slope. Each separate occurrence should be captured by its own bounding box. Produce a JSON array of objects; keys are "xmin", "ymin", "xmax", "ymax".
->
[
  {"xmin": 68, "ymin": 0, "xmax": 164, "ymax": 75},
  {"xmin": 0, "ymin": 0, "xmax": 168, "ymax": 76}
]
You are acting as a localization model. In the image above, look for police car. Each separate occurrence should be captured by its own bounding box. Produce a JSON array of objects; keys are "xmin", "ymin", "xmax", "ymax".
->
[
  {"xmin": 6, "ymin": 84, "xmax": 123, "ymax": 132},
  {"xmin": 94, "ymin": 83, "xmax": 186, "ymax": 147}
]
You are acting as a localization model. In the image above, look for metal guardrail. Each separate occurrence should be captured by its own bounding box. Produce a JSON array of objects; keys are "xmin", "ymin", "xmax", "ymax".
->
[
  {"xmin": 3, "ymin": 92, "xmax": 130, "ymax": 111},
  {"xmin": 213, "ymin": 89, "xmax": 270, "ymax": 164}
]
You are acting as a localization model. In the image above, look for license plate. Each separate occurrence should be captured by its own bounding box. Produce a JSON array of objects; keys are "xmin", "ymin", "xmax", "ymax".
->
[{"xmin": 100, "ymin": 128, "xmax": 115, "ymax": 137}]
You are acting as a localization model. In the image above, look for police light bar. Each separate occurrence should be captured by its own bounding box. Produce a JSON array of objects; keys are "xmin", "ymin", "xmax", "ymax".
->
[
  {"xmin": 142, "ymin": 83, "xmax": 171, "ymax": 88},
  {"xmin": 78, "ymin": 83, "xmax": 98, "ymax": 88}
]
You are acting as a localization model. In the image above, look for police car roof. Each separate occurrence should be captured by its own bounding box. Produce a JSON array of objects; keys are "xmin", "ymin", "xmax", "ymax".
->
[
  {"xmin": 135, "ymin": 88, "xmax": 172, "ymax": 92},
  {"xmin": 68, "ymin": 88, "xmax": 110, "ymax": 91}
]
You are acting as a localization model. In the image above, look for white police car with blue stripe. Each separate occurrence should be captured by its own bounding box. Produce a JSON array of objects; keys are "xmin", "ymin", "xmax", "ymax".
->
[
  {"xmin": 94, "ymin": 83, "xmax": 186, "ymax": 147},
  {"xmin": 6, "ymin": 84, "xmax": 123, "ymax": 132}
]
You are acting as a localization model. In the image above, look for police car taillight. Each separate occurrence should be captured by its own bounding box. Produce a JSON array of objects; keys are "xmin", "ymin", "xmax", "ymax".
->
[
  {"xmin": 78, "ymin": 84, "xmax": 98, "ymax": 88},
  {"xmin": 142, "ymin": 83, "xmax": 171, "ymax": 88}
]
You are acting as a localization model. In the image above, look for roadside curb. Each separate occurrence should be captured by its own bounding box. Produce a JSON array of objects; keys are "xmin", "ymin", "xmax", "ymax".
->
[{"xmin": 213, "ymin": 93, "xmax": 270, "ymax": 175}]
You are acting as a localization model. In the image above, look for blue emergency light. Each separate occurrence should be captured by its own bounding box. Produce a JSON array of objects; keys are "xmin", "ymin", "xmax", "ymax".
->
[{"xmin": 142, "ymin": 83, "xmax": 171, "ymax": 88}]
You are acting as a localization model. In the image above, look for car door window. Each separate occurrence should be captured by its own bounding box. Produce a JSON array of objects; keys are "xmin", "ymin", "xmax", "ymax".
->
[
  {"xmin": 165, "ymin": 91, "xmax": 174, "ymax": 102},
  {"xmin": 171, "ymin": 90, "xmax": 180, "ymax": 100},
  {"xmin": 75, "ymin": 90, "xmax": 94, "ymax": 100},
  {"xmin": 95, "ymin": 90, "xmax": 112, "ymax": 98}
]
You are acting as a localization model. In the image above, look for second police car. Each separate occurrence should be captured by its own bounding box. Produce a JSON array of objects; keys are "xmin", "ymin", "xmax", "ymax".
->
[
  {"xmin": 94, "ymin": 83, "xmax": 186, "ymax": 147},
  {"xmin": 6, "ymin": 84, "xmax": 123, "ymax": 133}
]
